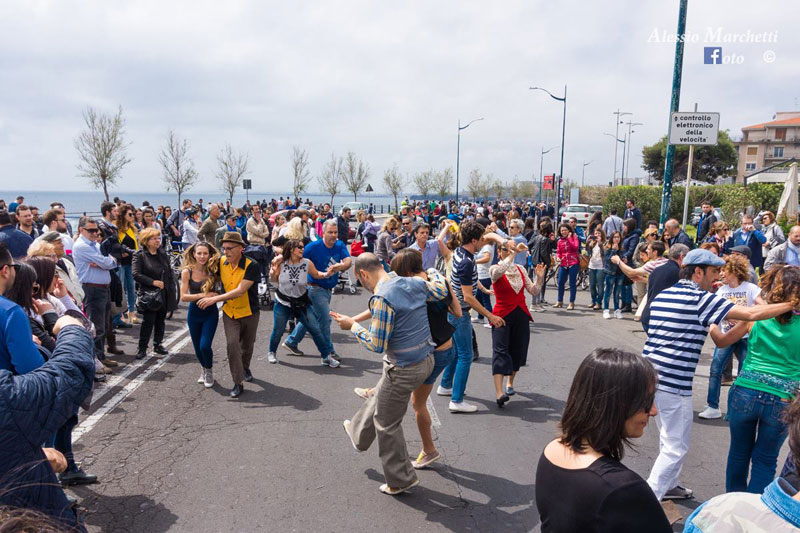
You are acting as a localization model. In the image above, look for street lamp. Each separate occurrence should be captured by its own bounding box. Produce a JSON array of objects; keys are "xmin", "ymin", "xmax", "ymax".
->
[
  {"xmin": 581, "ymin": 160, "xmax": 593, "ymax": 187},
  {"xmin": 531, "ymin": 85, "xmax": 567, "ymax": 220},
  {"xmin": 623, "ymin": 122, "xmax": 643, "ymax": 182},
  {"xmin": 538, "ymin": 145, "xmax": 559, "ymax": 203},
  {"xmin": 612, "ymin": 110, "xmax": 632, "ymax": 185},
  {"xmin": 604, "ymin": 133, "xmax": 626, "ymax": 185},
  {"xmin": 455, "ymin": 117, "xmax": 484, "ymax": 203}
]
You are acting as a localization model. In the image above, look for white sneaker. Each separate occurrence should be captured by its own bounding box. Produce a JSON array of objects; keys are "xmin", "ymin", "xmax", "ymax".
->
[
  {"xmin": 698, "ymin": 406, "xmax": 722, "ymax": 419},
  {"xmin": 614, "ymin": 309, "xmax": 623, "ymax": 319},
  {"xmin": 267, "ymin": 352, "xmax": 278, "ymax": 364},
  {"xmin": 436, "ymin": 386, "xmax": 452, "ymax": 396},
  {"xmin": 322, "ymin": 356, "xmax": 341, "ymax": 368},
  {"xmin": 197, "ymin": 370, "xmax": 204, "ymax": 384},
  {"xmin": 603, "ymin": 309, "xmax": 611, "ymax": 319},
  {"xmin": 203, "ymin": 368, "xmax": 214, "ymax": 388},
  {"xmin": 449, "ymin": 401, "xmax": 478, "ymax": 413}
]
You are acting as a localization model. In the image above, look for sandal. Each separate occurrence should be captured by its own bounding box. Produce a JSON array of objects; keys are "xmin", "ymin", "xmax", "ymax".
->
[
  {"xmin": 411, "ymin": 450, "xmax": 441, "ymax": 469},
  {"xmin": 354, "ymin": 387, "xmax": 374, "ymax": 400},
  {"xmin": 379, "ymin": 479, "xmax": 419, "ymax": 495}
]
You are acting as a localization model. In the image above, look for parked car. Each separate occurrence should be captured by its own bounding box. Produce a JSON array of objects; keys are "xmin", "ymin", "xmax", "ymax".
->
[
  {"xmin": 690, "ymin": 207, "xmax": 724, "ymax": 227},
  {"xmin": 339, "ymin": 202, "xmax": 369, "ymax": 219},
  {"xmin": 590, "ymin": 205, "xmax": 604, "ymax": 215},
  {"xmin": 560, "ymin": 204, "xmax": 592, "ymax": 228}
]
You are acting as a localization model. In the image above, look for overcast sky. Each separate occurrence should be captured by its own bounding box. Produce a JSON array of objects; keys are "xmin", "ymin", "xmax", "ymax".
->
[{"xmin": 0, "ymin": 1, "xmax": 796, "ymax": 195}]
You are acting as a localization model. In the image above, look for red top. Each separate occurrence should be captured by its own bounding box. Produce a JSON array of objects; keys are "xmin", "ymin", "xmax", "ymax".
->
[
  {"xmin": 557, "ymin": 234, "xmax": 580, "ymax": 267},
  {"xmin": 491, "ymin": 265, "xmax": 533, "ymax": 322}
]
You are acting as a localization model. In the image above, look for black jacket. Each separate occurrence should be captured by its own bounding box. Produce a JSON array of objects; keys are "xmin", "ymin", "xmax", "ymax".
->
[
  {"xmin": 132, "ymin": 248, "xmax": 178, "ymax": 312},
  {"xmin": 697, "ymin": 213, "xmax": 717, "ymax": 243}
]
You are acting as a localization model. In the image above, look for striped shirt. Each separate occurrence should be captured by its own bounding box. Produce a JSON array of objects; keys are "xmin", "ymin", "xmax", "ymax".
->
[
  {"xmin": 450, "ymin": 246, "xmax": 478, "ymax": 310},
  {"xmin": 643, "ymin": 279, "xmax": 735, "ymax": 396}
]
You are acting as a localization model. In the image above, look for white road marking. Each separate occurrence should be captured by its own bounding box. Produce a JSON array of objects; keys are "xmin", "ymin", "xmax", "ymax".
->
[
  {"xmin": 73, "ymin": 325, "xmax": 194, "ymax": 443},
  {"xmin": 426, "ymin": 396, "xmax": 441, "ymax": 428}
]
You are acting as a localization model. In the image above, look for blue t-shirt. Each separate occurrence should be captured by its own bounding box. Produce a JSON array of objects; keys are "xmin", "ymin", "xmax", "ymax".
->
[
  {"xmin": 0, "ymin": 296, "xmax": 45, "ymax": 374},
  {"xmin": 303, "ymin": 239, "xmax": 350, "ymax": 289},
  {"xmin": 450, "ymin": 246, "xmax": 478, "ymax": 310}
]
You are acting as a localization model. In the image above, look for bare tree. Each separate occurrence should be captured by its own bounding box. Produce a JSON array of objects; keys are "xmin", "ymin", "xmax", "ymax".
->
[
  {"xmin": 488, "ymin": 174, "xmax": 504, "ymax": 199},
  {"xmin": 291, "ymin": 146, "xmax": 312, "ymax": 201},
  {"xmin": 216, "ymin": 144, "xmax": 250, "ymax": 204},
  {"xmin": 159, "ymin": 129, "xmax": 198, "ymax": 206},
  {"xmin": 342, "ymin": 151, "xmax": 370, "ymax": 201},
  {"xmin": 413, "ymin": 170, "xmax": 435, "ymax": 199},
  {"xmin": 432, "ymin": 168, "xmax": 454, "ymax": 200},
  {"xmin": 466, "ymin": 168, "xmax": 483, "ymax": 200},
  {"xmin": 74, "ymin": 106, "xmax": 132, "ymax": 201},
  {"xmin": 318, "ymin": 153, "xmax": 343, "ymax": 206},
  {"xmin": 383, "ymin": 164, "xmax": 403, "ymax": 214}
]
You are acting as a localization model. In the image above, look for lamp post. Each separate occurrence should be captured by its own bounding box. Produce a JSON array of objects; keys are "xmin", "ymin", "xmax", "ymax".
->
[
  {"xmin": 455, "ymin": 117, "xmax": 484, "ymax": 203},
  {"xmin": 604, "ymin": 133, "xmax": 626, "ymax": 184},
  {"xmin": 581, "ymin": 160, "xmax": 593, "ymax": 187},
  {"xmin": 612, "ymin": 110, "xmax": 632, "ymax": 185},
  {"xmin": 623, "ymin": 122, "xmax": 643, "ymax": 181},
  {"xmin": 538, "ymin": 145, "xmax": 559, "ymax": 203},
  {"xmin": 531, "ymin": 85, "xmax": 567, "ymax": 220}
]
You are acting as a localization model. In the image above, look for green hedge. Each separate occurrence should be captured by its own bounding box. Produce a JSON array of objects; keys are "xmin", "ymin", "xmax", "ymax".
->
[{"xmin": 580, "ymin": 183, "xmax": 789, "ymax": 227}]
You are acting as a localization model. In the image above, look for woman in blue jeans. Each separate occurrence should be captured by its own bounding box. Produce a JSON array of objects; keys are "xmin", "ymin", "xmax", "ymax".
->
[
  {"xmin": 554, "ymin": 224, "xmax": 580, "ymax": 310},
  {"xmin": 180, "ymin": 242, "xmax": 221, "ymax": 388},
  {"xmin": 585, "ymin": 228, "xmax": 606, "ymax": 310},
  {"xmin": 116, "ymin": 203, "xmax": 139, "ymax": 323},
  {"xmin": 722, "ymin": 265, "xmax": 800, "ymax": 494},
  {"xmin": 602, "ymin": 231, "xmax": 624, "ymax": 319},
  {"xmin": 268, "ymin": 239, "xmax": 339, "ymax": 367}
]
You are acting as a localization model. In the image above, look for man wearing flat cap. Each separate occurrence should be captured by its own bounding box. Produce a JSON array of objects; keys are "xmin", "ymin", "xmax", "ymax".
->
[{"xmin": 197, "ymin": 231, "xmax": 260, "ymax": 398}]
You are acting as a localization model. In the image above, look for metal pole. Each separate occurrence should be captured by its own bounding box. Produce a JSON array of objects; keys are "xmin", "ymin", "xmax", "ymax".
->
[
  {"xmin": 625, "ymin": 123, "xmax": 633, "ymax": 182},
  {"xmin": 613, "ymin": 109, "xmax": 620, "ymax": 186},
  {"xmin": 555, "ymin": 85, "xmax": 567, "ymax": 221},
  {"xmin": 682, "ymin": 103, "xmax": 698, "ymax": 227},
  {"xmin": 620, "ymin": 137, "xmax": 627, "ymax": 184},
  {"xmin": 659, "ymin": 0, "xmax": 688, "ymax": 230},
  {"xmin": 456, "ymin": 120, "xmax": 461, "ymax": 203},
  {"xmin": 582, "ymin": 162, "xmax": 585, "ymax": 187},
  {"xmin": 539, "ymin": 147, "xmax": 544, "ymax": 203}
]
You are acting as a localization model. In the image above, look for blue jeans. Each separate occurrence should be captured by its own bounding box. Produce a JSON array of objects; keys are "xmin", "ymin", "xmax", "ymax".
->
[
  {"xmin": 726, "ymin": 385, "xmax": 789, "ymax": 494},
  {"xmin": 440, "ymin": 313, "xmax": 473, "ymax": 403},
  {"xmin": 621, "ymin": 280, "xmax": 633, "ymax": 306},
  {"xmin": 286, "ymin": 285, "xmax": 333, "ymax": 354},
  {"xmin": 557, "ymin": 264, "xmax": 579, "ymax": 303},
  {"xmin": 187, "ymin": 302, "xmax": 219, "ymax": 369},
  {"xmin": 424, "ymin": 345, "xmax": 456, "ymax": 385},
  {"xmin": 477, "ymin": 277, "xmax": 492, "ymax": 313},
  {"xmin": 603, "ymin": 273, "xmax": 623, "ymax": 310},
  {"xmin": 119, "ymin": 264, "xmax": 136, "ymax": 312},
  {"xmin": 588, "ymin": 268, "xmax": 605, "ymax": 306},
  {"xmin": 270, "ymin": 301, "xmax": 330, "ymax": 358},
  {"xmin": 707, "ymin": 338, "xmax": 748, "ymax": 409}
]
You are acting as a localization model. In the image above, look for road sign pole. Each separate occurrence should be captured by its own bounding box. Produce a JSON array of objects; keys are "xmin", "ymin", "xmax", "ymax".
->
[
  {"xmin": 659, "ymin": 0, "xmax": 688, "ymax": 230},
  {"xmin": 681, "ymin": 103, "xmax": 698, "ymax": 227}
]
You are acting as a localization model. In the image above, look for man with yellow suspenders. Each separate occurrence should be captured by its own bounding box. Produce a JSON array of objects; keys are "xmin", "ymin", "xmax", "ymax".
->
[{"xmin": 197, "ymin": 232, "xmax": 261, "ymax": 398}]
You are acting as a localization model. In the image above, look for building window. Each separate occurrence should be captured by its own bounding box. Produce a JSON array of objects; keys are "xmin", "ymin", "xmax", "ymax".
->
[
  {"xmin": 745, "ymin": 163, "xmax": 756, "ymax": 171},
  {"xmin": 774, "ymin": 146, "xmax": 784, "ymax": 158},
  {"xmin": 746, "ymin": 146, "xmax": 758, "ymax": 156},
  {"xmin": 775, "ymin": 128, "xmax": 786, "ymax": 141}
]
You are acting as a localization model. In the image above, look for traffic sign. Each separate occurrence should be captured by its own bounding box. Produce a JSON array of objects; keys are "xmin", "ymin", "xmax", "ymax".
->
[
  {"xmin": 543, "ymin": 174, "xmax": 554, "ymax": 190},
  {"xmin": 243, "ymin": 179, "xmax": 252, "ymax": 190},
  {"xmin": 668, "ymin": 111, "xmax": 720, "ymax": 145}
]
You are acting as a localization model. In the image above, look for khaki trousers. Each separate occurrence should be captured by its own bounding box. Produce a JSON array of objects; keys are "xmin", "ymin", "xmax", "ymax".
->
[
  {"xmin": 350, "ymin": 355, "xmax": 434, "ymax": 488},
  {"xmin": 222, "ymin": 312, "xmax": 259, "ymax": 385}
]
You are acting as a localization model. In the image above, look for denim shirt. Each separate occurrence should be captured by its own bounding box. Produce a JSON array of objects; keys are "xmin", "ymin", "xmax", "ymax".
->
[{"xmin": 684, "ymin": 478, "xmax": 800, "ymax": 532}]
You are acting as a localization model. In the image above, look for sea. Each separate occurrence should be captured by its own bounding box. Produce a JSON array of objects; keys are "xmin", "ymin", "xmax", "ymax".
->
[{"xmin": 0, "ymin": 190, "xmax": 397, "ymax": 216}]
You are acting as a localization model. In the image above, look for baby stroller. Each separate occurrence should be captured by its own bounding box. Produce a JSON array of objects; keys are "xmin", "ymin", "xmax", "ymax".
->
[
  {"xmin": 333, "ymin": 238, "xmax": 361, "ymax": 295},
  {"xmin": 243, "ymin": 244, "xmax": 274, "ymax": 309}
]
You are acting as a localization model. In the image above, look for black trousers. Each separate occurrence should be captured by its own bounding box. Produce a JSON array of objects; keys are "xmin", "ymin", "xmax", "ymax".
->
[
  {"xmin": 491, "ymin": 307, "xmax": 531, "ymax": 376},
  {"xmin": 138, "ymin": 305, "xmax": 167, "ymax": 350},
  {"xmin": 83, "ymin": 284, "xmax": 111, "ymax": 360}
]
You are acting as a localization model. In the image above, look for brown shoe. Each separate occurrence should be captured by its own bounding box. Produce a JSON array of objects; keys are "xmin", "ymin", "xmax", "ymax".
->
[
  {"xmin": 567, "ymin": 303, "xmax": 575, "ymax": 310},
  {"xmin": 102, "ymin": 358, "xmax": 119, "ymax": 367},
  {"xmin": 553, "ymin": 302, "xmax": 563, "ymax": 309}
]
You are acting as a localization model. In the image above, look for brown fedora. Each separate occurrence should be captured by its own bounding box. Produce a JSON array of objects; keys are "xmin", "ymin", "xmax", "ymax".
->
[{"xmin": 220, "ymin": 231, "xmax": 245, "ymax": 246}]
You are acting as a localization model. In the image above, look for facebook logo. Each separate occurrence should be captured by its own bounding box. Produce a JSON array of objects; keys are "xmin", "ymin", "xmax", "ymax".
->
[{"xmin": 704, "ymin": 47, "xmax": 722, "ymax": 64}]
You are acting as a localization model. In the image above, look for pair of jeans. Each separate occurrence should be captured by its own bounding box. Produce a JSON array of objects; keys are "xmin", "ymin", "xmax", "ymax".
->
[
  {"xmin": 82, "ymin": 284, "xmax": 110, "ymax": 360},
  {"xmin": 477, "ymin": 277, "xmax": 492, "ymax": 313},
  {"xmin": 138, "ymin": 305, "xmax": 167, "ymax": 350},
  {"xmin": 706, "ymin": 338, "xmax": 749, "ymax": 409},
  {"xmin": 187, "ymin": 302, "xmax": 219, "ymax": 368},
  {"xmin": 726, "ymin": 385, "xmax": 789, "ymax": 494},
  {"xmin": 424, "ymin": 345, "xmax": 455, "ymax": 385},
  {"xmin": 286, "ymin": 285, "xmax": 333, "ymax": 354},
  {"xmin": 439, "ymin": 313, "xmax": 473, "ymax": 403},
  {"xmin": 603, "ymin": 273, "xmax": 623, "ymax": 310},
  {"xmin": 270, "ymin": 301, "xmax": 330, "ymax": 358},
  {"xmin": 118, "ymin": 264, "xmax": 136, "ymax": 313},
  {"xmin": 588, "ymin": 268, "xmax": 605, "ymax": 306},
  {"xmin": 556, "ymin": 264, "xmax": 579, "ymax": 303}
]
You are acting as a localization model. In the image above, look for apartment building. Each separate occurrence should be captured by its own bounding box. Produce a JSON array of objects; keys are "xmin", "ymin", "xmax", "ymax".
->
[{"xmin": 735, "ymin": 111, "xmax": 800, "ymax": 183}]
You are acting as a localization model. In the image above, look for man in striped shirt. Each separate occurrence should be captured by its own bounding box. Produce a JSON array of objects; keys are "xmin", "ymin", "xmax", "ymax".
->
[{"xmin": 643, "ymin": 248, "xmax": 796, "ymax": 501}]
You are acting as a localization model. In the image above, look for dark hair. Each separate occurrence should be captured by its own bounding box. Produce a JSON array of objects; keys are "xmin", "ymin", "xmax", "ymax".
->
[
  {"xmin": 0, "ymin": 243, "xmax": 10, "ymax": 265},
  {"xmin": 559, "ymin": 348, "xmax": 657, "ymax": 461},
  {"xmin": 646, "ymin": 220, "xmax": 658, "ymax": 228},
  {"xmin": 390, "ymin": 248, "xmax": 423, "ymax": 277},
  {"xmin": 0, "ymin": 211, "xmax": 11, "ymax": 226},
  {"xmin": 759, "ymin": 265, "xmax": 800, "ymax": 324},
  {"xmin": 558, "ymin": 223, "xmax": 572, "ymax": 235},
  {"xmin": 679, "ymin": 264, "xmax": 708, "ymax": 280},
  {"xmin": 26, "ymin": 257, "xmax": 56, "ymax": 298},
  {"xmin": 610, "ymin": 209, "xmax": 618, "ymax": 216},
  {"xmin": 4, "ymin": 261, "xmax": 36, "ymax": 313},
  {"xmin": 785, "ymin": 396, "xmax": 800, "ymax": 472},
  {"xmin": 100, "ymin": 201, "xmax": 115, "ymax": 217},
  {"xmin": 459, "ymin": 220, "xmax": 485, "ymax": 245},
  {"xmin": 626, "ymin": 199, "xmax": 635, "ymax": 205},
  {"xmin": 281, "ymin": 239, "xmax": 304, "ymax": 261},
  {"xmin": 42, "ymin": 209, "xmax": 60, "ymax": 227},
  {"xmin": 413, "ymin": 223, "xmax": 431, "ymax": 235},
  {"xmin": 622, "ymin": 218, "xmax": 636, "ymax": 235},
  {"xmin": 15, "ymin": 204, "xmax": 29, "ymax": 213},
  {"xmin": 0, "ymin": 504, "xmax": 68, "ymax": 532},
  {"xmin": 648, "ymin": 241, "xmax": 666, "ymax": 256}
]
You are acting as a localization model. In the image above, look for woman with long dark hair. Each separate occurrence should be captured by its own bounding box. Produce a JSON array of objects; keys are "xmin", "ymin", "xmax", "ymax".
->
[{"xmin": 535, "ymin": 348, "xmax": 670, "ymax": 532}]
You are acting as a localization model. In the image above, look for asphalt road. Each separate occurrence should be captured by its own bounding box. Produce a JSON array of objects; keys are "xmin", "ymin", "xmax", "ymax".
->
[{"xmin": 68, "ymin": 282, "xmax": 777, "ymax": 532}]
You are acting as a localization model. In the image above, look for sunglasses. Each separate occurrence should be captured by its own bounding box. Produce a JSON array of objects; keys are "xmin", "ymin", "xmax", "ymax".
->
[
  {"xmin": 84, "ymin": 228, "xmax": 99, "ymax": 234},
  {"xmin": 1, "ymin": 263, "xmax": 20, "ymax": 273}
]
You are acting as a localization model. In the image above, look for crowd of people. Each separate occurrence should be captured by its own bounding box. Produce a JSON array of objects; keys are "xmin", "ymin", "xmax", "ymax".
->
[{"xmin": 0, "ymin": 190, "xmax": 799, "ymax": 530}]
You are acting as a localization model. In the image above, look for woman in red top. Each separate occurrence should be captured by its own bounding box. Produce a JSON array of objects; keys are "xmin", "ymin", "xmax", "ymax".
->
[
  {"xmin": 490, "ymin": 241, "xmax": 545, "ymax": 407},
  {"xmin": 555, "ymin": 223, "xmax": 580, "ymax": 310}
]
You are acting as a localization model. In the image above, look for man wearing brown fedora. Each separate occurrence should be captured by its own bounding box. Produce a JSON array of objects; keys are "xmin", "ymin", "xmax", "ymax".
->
[{"xmin": 197, "ymin": 231, "xmax": 261, "ymax": 398}]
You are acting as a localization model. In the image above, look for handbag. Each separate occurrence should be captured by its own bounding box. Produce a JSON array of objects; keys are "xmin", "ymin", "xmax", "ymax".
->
[
  {"xmin": 350, "ymin": 240, "xmax": 365, "ymax": 257},
  {"xmin": 136, "ymin": 286, "xmax": 164, "ymax": 313},
  {"xmin": 578, "ymin": 253, "xmax": 589, "ymax": 270}
]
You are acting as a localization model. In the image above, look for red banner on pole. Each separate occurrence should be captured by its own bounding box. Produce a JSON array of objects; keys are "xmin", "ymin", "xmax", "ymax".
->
[{"xmin": 543, "ymin": 175, "xmax": 554, "ymax": 190}]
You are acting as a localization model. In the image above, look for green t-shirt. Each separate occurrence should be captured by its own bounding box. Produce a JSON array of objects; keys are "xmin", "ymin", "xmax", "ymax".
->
[{"xmin": 736, "ymin": 315, "xmax": 800, "ymax": 399}]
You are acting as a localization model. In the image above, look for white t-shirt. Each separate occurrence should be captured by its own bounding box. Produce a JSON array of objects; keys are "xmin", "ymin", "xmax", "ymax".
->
[
  {"xmin": 716, "ymin": 281, "xmax": 761, "ymax": 336},
  {"xmin": 476, "ymin": 244, "xmax": 494, "ymax": 279}
]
